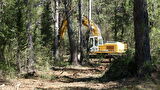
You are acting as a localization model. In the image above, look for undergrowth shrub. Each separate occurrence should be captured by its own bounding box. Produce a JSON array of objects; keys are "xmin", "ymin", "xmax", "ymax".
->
[
  {"xmin": 152, "ymin": 48, "xmax": 160, "ymax": 69},
  {"xmin": 101, "ymin": 48, "xmax": 159, "ymax": 81},
  {"xmin": 0, "ymin": 62, "xmax": 16, "ymax": 79},
  {"xmin": 101, "ymin": 49, "xmax": 136, "ymax": 81},
  {"xmin": 54, "ymin": 61, "xmax": 70, "ymax": 67},
  {"xmin": 40, "ymin": 74, "xmax": 57, "ymax": 80}
]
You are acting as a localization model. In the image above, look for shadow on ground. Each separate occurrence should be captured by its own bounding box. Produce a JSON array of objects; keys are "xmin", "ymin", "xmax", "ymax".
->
[{"xmin": 36, "ymin": 87, "xmax": 93, "ymax": 90}]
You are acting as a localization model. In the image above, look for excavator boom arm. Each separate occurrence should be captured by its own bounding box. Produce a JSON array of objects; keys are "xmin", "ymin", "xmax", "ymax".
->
[
  {"xmin": 59, "ymin": 16, "xmax": 101, "ymax": 39},
  {"xmin": 82, "ymin": 16, "xmax": 101, "ymax": 36}
]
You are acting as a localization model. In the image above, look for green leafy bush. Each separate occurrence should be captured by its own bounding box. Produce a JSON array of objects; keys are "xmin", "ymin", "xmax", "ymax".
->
[
  {"xmin": 40, "ymin": 74, "xmax": 57, "ymax": 80},
  {"xmin": 151, "ymin": 47, "xmax": 160, "ymax": 71},
  {"xmin": 0, "ymin": 62, "xmax": 16, "ymax": 78},
  {"xmin": 101, "ymin": 49, "xmax": 136, "ymax": 81},
  {"xmin": 54, "ymin": 61, "xmax": 70, "ymax": 67}
]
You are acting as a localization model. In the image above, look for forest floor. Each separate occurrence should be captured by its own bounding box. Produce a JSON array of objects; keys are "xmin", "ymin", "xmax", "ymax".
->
[{"xmin": 0, "ymin": 59, "xmax": 160, "ymax": 90}]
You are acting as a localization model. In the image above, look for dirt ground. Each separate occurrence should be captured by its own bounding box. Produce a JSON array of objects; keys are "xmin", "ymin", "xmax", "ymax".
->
[{"xmin": 0, "ymin": 59, "xmax": 160, "ymax": 90}]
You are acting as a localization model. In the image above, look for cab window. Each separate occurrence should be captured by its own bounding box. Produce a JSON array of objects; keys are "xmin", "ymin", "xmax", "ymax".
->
[
  {"xmin": 95, "ymin": 37, "xmax": 98, "ymax": 46},
  {"xmin": 89, "ymin": 38, "xmax": 93, "ymax": 47}
]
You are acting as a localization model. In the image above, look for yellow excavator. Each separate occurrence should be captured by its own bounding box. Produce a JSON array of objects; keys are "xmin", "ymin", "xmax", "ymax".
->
[{"xmin": 59, "ymin": 16, "xmax": 127, "ymax": 57}]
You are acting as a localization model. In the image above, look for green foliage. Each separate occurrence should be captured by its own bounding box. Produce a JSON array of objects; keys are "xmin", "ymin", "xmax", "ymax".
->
[
  {"xmin": 0, "ymin": 0, "xmax": 54, "ymax": 76},
  {"xmin": 101, "ymin": 48, "xmax": 157, "ymax": 81},
  {"xmin": 92, "ymin": 0, "xmax": 134, "ymax": 43},
  {"xmin": 54, "ymin": 61, "xmax": 70, "ymax": 67},
  {"xmin": 151, "ymin": 47, "xmax": 160, "ymax": 71},
  {"xmin": 138, "ymin": 61, "xmax": 156, "ymax": 78},
  {"xmin": 0, "ymin": 62, "xmax": 16, "ymax": 78},
  {"xmin": 50, "ymin": 75, "xmax": 57, "ymax": 81},
  {"xmin": 41, "ymin": 1, "xmax": 53, "ymax": 47},
  {"xmin": 148, "ymin": 0, "xmax": 160, "ymax": 62},
  {"xmin": 40, "ymin": 74, "xmax": 57, "ymax": 80},
  {"xmin": 40, "ymin": 74, "xmax": 50, "ymax": 80},
  {"xmin": 101, "ymin": 49, "xmax": 135, "ymax": 81},
  {"xmin": 34, "ymin": 46, "xmax": 52, "ymax": 71}
]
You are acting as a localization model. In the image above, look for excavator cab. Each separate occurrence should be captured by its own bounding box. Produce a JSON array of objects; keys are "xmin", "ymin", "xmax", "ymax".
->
[{"xmin": 89, "ymin": 36, "xmax": 103, "ymax": 52}]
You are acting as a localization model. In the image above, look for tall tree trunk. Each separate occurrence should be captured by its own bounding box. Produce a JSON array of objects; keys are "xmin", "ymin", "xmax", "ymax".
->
[
  {"xmin": 26, "ymin": 0, "xmax": 35, "ymax": 73},
  {"xmin": 0, "ymin": 0, "xmax": 5, "ymax": 62},
  {"xmin": 64, "ymin": 0, "xmax": 79, "ymax": 65},
  {"xmin": 134, "ymin": 0, "xmax": 151, "ymax": 75},
  {"xmin": 78, "ymin": 0, "xmax": 83, "ymax": 63},
  {"xmin": 86, "ymin": 0, "xmax": 92, "ymax": 53},
  {"xmin": 16, "ymin": 0, "xmax": 23, "ymax": 72},
  {"xmin": 53, "ymin": 0, "xmax": 60, "ymax": 61}
]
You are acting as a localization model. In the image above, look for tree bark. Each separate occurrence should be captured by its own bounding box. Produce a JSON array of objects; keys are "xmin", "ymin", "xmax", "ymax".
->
[
  {"xmin": 27, "ymin": 22, "xmax": 35, "ymax": 73},
  {"xmin": 86, "ymin": 0, "xmax": 92, "ymax": 53},
  {"xmin": 64, "ymin": 0, "xmax": 79, "ymax": 65},
  {"xmin": 0, "ymin": 47, "xmax": 5, "ymax": 62},
  {"xmin": 88, "ymin": 0, "xmax": 92, "ymax": 20},
  {"xmin": 26, "ymin": 0, "xmax": 35, "ymax": 73},
  {"xmin": 16, "ymin": 0, "xmax": 23, "ymax": 72},
  {"xmin": 134, "ymin": 0, "xmax": 151, "ymax": 75},
  {"xmin": 53, "ymin": 0, "xmax": 60, "ymax": 61},
  {"xmin": 16, "ymin": 48, "xmax": 22, "ymax": 72},
  {"xmin": 114, "ymin": 2, "xmax": 118, "ymax": 41},
  {"xmin": 78, "ymin": 0, "xmax": 84, "ymax": 63}
]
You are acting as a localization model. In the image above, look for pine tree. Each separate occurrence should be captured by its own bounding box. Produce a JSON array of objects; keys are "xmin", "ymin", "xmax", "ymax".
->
[{"xmin": 134, "ymin": 0, "xmax": 151, "ymax": 75}]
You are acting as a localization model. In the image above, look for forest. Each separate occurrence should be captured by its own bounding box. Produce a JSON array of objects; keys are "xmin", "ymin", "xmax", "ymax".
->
[{"xmin": 0, "ymin": 0, "xmax": 160, "ymax": 89}]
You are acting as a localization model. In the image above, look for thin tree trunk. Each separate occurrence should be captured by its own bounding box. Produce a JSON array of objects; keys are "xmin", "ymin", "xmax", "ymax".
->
[
  {"xmin": 27, "ymin": 22, "xmax": 35, "ymax": 73},
  {"xmin": 105, "ymin": 29, "xmax": 110, "ymax": 41},
  {"xmin": 121, "ymin": 25, "xmax": 124, "ymax": 41},
  {"xmin": 88, "ymin": 0, "xmax": 92, "ymax": 20},
  {"xmin": 0, "ymin": 1, "xmax": 5, "ymax": 62},
  {"xmin": 114, "ymin": 2, "xmax": 118, "ymax": 41},
  {"xmin": 16, "ymin": 48, "xmax": 22, "ymax": 72},
  {"xmin": 121, "ymin": 3, "xmax": 126, "ymax": 41},
  {"xmin": 53, "ymin": 0, "xmax": 60, "ymax": 61},
  {"xmin": 0, "ymin": 1, "xmax": 2, "ymax": 21},
  {"xmin": 0, "ymin": 47, "xmax": 5, "ymax": 62},
  {"xmin": 64, "ymin": 0, "xmax": 79, "ymax": 65},
  {"xmin": 86, "ymin": 0, "xmax": 92, "ymax": 53},
  {"xmin": 120, "ymin": 3, "xmax": 126, "ymax": 41},
  {"xmin": 134, "ymin": 0, "xmax": 151, "ymax": 75}
]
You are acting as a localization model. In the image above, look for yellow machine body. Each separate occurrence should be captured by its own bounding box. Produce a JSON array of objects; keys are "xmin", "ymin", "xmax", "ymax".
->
[{"xmin": 90, "ymin": 42, "xmax": 127, "ymax": 55}]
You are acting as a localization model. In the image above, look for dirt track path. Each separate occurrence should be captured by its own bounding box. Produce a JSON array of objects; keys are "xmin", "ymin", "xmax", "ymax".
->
[
  {"xmin": 0, "ymin": 62, "xmax": 122, "ymax": 90},
  {"xmin": 0, "ymin": 60, "xmax": 159, "ymax": 90}
]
